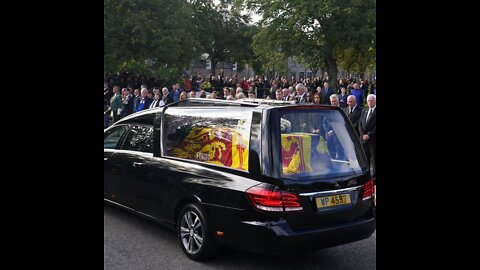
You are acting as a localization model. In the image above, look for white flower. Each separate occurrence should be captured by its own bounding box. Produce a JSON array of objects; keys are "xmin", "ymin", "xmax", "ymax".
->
[{"xmin": 280, "ymin": 118, "xmax": 291, "ymax": 132}]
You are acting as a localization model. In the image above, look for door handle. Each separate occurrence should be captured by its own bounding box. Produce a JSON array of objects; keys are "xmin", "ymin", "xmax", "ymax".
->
[
  {"xmin": 104, "ymin": 157, "xmax": 108, "ymax": 161},
  {"xmin": 133, "ymin": 162, "xmax": 144, "ymax": 167}
]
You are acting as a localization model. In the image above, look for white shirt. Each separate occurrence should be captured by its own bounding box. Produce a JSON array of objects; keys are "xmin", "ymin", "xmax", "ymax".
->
[
  {"xmin": 366, "ymin": 106, "xmax": 375, "ymax": 121},
  {"xmin": 349, "ymin": 105, "xmax": 357, "ymax": 114},
  {"xmin": 149, "ymin": 100, "xmax": 157, "ymax": 109}
]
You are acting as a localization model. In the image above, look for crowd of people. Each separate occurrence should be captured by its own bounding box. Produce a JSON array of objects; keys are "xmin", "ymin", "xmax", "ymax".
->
[{"xmin": 104, "ymin": 72, "xmax": 376, "ymax": 182}]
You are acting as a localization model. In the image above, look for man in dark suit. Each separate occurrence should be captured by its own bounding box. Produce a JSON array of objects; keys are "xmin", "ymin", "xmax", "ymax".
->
[
  {"xmin": 121, "ymin": 88, "xmax": 134, "ymax": 118},
  {"xmin": 358, "ymin": 94, "xmax": 376, "ymax": 182},
  {"xmin": 161, "ymin": 87, "xmax": 174, "ymax": 105},
  {"xmin": 295, "ymin": 83, "xmax": 308, "ymax": 103},
  {"xmin": 323, "ymin": 94, "xmax": 345, "ymax": 160},
  {"xmin": 132, "ymin": 88, "xmax": 140, "ymax": 107},
  {"xmin": 343, "ymin": 95, "xmax": 362, "ymax": 136},
  {"xmin": 320, "ymin": 82, "xmax": 334, "ymax": 104}
]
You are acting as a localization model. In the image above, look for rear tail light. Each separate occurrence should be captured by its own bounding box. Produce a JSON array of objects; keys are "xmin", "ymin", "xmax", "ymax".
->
[
  {"xmin": 362, "ymin": 178, "xmax": 375, "ymax": 200},
  {"xmin": 246, "ymin": 185, "xmax": 303, "ymax": 212},
  {"xmin": 281, "ymin": 193, "xmax": 303, "ymax": 211}
]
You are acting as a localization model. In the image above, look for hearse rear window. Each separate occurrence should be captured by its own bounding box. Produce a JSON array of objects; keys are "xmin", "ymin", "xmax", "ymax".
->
[
  {"xmin": 163, "ymin": 108, "xmax": 252, "ymax": 171},
  {"xmin": 279, "ymin": 108, "xmax": 363, "ymax": 178}
]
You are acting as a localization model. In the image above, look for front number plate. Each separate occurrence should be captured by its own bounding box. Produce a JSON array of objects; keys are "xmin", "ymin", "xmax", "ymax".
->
[{"xmin": 316, "ymin": 194, "xmax": 351, "ymax": 209}]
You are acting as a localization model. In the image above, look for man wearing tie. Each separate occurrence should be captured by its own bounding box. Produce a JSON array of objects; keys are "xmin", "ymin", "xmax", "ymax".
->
[
  {"xmin": 359, "ymin": 94, "xmax": 376, "ymax": 183},
  {"xmin": 343, "ymin": 95, "xmax": 361, "ymax": 136},
  {"xmin": 161, "ymin": 87, "xmax": 174, "ymax": 105},
  {"xmin": 295, "ymin": 83, "xmax": 307, "ymax": 103}
]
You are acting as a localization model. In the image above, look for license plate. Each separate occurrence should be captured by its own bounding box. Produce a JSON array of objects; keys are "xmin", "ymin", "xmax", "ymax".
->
[{"xmin": 316, "ymin": 194, "xmax": 351, "ymax": 208}]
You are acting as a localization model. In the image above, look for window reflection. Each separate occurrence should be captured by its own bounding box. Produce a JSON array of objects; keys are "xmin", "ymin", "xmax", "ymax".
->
[{"xmin": 122, "ymin": 126, "xmax": 154, "ymax": 153}]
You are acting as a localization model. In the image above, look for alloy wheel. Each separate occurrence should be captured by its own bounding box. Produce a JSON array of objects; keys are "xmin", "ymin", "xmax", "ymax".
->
[{"xmin": 180, "ymin": 211, "xmax": 203, "ymax": 254}]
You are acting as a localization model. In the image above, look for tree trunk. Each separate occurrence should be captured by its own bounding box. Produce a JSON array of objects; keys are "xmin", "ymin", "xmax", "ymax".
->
[
  {"xmin": 211, "ymin": 60, "xmax": 219, "ymax": 76},
  {"xmin": 325, "ymin": 52, "xmax": 338, "ymax": 90}
]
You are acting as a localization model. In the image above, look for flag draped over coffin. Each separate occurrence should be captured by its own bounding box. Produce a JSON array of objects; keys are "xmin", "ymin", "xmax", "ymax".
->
[
  {"xmin": 172, "ymin": 127, "xmax": 249, "ymax": 171},
  {"xmin": 281, "ymin": 133, "xmax": 330, "ymax": 175}
]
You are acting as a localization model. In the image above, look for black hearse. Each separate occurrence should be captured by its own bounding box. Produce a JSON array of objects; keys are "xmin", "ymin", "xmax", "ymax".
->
[{"xmin": 104, "ymin": 98, "xmax": 375, "ymax": 260}]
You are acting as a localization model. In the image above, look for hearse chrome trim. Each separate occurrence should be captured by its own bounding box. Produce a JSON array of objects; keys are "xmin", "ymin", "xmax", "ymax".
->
[{"xmin": 299, "ymin": 185, "xmax": 362, "ymax": 196}]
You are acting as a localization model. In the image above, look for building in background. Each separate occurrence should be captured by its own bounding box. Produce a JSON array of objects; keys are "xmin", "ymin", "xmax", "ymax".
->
[{"xmin": 187, "ymin": 58, "xmax": 374, "ymax": 82}]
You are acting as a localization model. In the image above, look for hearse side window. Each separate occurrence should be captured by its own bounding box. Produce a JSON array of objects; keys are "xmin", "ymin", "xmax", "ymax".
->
[
  {"xmin": 104, "ymin": 126, "xmax": 128, "ymax": 149},
  {"xmin": 163, "ymin": 108, "xmax": 252, "ymax": 171},
  {"xmin": 121, "ymin": 125, "xmax": 154, "ymax": 153}
]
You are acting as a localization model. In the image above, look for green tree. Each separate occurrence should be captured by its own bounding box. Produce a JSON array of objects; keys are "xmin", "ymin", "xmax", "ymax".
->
[
  {"xmin": 251, "ymin": 28, "xmax": 288, "ymax": 78},
  {"xmin": 190, "ymin": 0, "xmax": 256, "ymax": 75},
  {"xmin": 337, "ymin": 44, "xmax": 376, "ymax": 79},
  {"xmin": 243, "ymin": 0, "xmax": 376, "ymax": 89},
  {"xmin": 104, "ymin": 0, "xmax": 197, "ymax": 81}
]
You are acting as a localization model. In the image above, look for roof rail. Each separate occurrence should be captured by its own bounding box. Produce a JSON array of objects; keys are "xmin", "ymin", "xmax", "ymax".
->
[
  {"xmin": 165, "ymin": 98, "xmax": 301, "ymax": 108},
  {"xmin": 238, "ymin": 98, "xmax": 297, "ymax": 105},
  {"xmin": 171, "ymin": 98, "xmax": 259, "ymax": 107}
]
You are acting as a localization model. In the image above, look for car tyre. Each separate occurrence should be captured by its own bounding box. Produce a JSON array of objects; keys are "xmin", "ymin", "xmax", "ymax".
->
[{"xmin": 177, "ymin": 203, "xmax": 219, "ymax": 260}]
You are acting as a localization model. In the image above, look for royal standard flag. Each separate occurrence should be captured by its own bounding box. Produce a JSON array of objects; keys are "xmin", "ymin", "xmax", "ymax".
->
[
  {"xmin": 172, "ymin": 127, "xmax": 249, "ymax": 171},
  {"xmin": 281, "ymin": 133, "xmax": 330, "ymax": 175}
]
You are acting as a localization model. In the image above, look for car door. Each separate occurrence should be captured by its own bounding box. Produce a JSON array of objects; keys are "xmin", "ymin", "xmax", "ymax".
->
[
  {"xmin": 104, "ymin": 125, "xmax": 128, "ymax": 200},
  {"xmin": 111, "ymin": 124, "xmax": 154, "ymax": 210}
]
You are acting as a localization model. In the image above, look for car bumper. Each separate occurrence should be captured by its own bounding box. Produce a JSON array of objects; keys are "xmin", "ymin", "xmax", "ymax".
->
[{"xmin": 218, "ymin": 215, "xmax": 376, "ymax": 254}]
